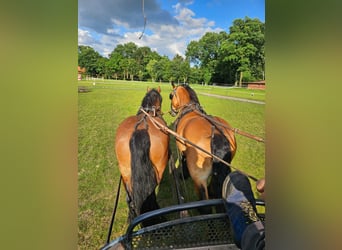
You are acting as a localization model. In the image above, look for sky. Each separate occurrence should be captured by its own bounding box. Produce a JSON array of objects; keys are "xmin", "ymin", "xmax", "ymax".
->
[{"xmin": 78, "ymin": 0, "xmax": 265, "ymax": 59}]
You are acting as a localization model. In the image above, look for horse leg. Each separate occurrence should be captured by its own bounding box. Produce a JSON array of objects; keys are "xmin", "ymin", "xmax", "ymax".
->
[
  {"xmin": 194, "ymin": 182, "xmax": 212, "ymax": 214},
  {"xmin": 181, "ymin": 156, "xmax": 190, "ymax": 179},
  {"xmin": 188, "ymin": 163, "xmax": 209, "ymax": 202},
  {"xmin": 187, "ymin": 158, "xmax": 213, "ymax": 214}
]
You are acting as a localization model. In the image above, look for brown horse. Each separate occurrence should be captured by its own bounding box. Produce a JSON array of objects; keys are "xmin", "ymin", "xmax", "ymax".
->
[
  {"xmin": 169, "ymin": 83, "xmax": 237, "ymax": 207},
  {"xmin": 115, "ymin": 87, "xmax": 169, "ymax": 226}
]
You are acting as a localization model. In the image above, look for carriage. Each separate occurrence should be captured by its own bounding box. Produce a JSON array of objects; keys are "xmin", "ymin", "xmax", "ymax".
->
[
  {"xmin": 102, "ymin": 84, "xmax": 265, "ymax": 249},
  {"xmin": 101, "ymin": 198, "xmax": 265, "ymax": 250}
]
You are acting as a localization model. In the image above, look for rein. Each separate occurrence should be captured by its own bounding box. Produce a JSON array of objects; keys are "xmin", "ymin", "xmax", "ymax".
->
[
  {"xmin": 135, "ymin": 105, "xmax": 162, "ymax": 130},
  {"xmin": 139, "ymin": 105, "xmax": 162, "ymax": 117},
  {"xmin": 171, "ymin": 102, "xmax": 264, "ymax": 143},
  {"xmin": 140, "ymin": 108, "xmax": 259, "ymax": 182},
  {"xmin": 170, "ymin": 102, "xmax": 201, "ymax": 131},
  {"xmin": 105, "ymin": 175, "xmax": 122, "ymax": 245},
  {"xmin": 192, "ymin": 109, "xmax": 265, "ymax": 143}
]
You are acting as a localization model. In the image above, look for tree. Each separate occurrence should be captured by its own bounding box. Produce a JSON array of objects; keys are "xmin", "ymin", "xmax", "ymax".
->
[
  {"xmin": 171, "ymin": 55, "xmax": 191, "ymax": 84},
  {"xmin": 186, "ymin": 41, "xmax": 201, "ymax": 67},
  {"xmin": 109, "ymin": 44, "xmax": 121, "ymax": 79},
  {"xmin": 77, "ymin": 17, "xmax": 265, "ymax": 85},
  {"xmin": 78, "ymin": 45, "xmax": 103, "ymax": 77},
  {"xmin": 189, "ymin": 66, "xmax": 203, "ymax": 85},
  {"xmin": 120, "ymin": 58, "xmax": 129, "ymax": 80},
  {"xmin": 107, "ymin": 52, "xmax": 123, "ymax": 79},
  {"xmin": 186, "ymin": 32, "xmax": 227, "ymax": 84},
  {"xmin": 96, "ymin": 57, "xmax": 109, "ymax": 78},
  {"xmin": 185, "ymin": 18, "xmax": 264, "ymax": 85},
  {"xmin": 157, "ymin": 56, "xmax": 172, "ymax": 82},
  {"xmin": 134, "ymin": 46, "xmax": 153, "ymax": 80},
  {"xmin": 127, "ymin": 58, "xmax": 139, "ymax": 80},
  {"xmin": 107, "ymin": 42, "xmax": 162, "ymax": 81},
  {"xmin": 112, "ymin": 42, "xmax": 138, "ymax": 59},
  {"xmin": 223, "ymin": 17, "xmax": 265, "ymax": 86},
  {"xmin": 146, "ymin": 59, "xmax": 158, "ymax": 82},
  {"xmin": 170, "ymin": 54, "xmax": 186, "ymax": 83}
]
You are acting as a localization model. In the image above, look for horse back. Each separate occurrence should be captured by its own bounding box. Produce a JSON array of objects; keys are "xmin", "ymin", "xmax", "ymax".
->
[{"xmin": 175, "ymin": 112, "xmax": 237, "ymax": 164}]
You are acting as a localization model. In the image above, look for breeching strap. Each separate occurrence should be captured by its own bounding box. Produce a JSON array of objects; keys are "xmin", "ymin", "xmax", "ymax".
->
[{"xmin": 140, "ymin": 108, "xmax": 258, "ymax": 182}]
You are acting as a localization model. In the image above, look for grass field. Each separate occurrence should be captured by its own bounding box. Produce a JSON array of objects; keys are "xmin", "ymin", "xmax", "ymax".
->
[{"xmin": 78, "ymin": 79, "xmax": 265, "ymax": 249}]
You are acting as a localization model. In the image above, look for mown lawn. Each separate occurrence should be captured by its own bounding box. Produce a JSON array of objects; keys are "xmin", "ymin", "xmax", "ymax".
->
[
  {"xmin": 190, "ymin": 84, "xmax": 266, "ymax": 102},
  {"xmin": 78, "ymin": 79, "xmax": 265, "ymax": 249}
]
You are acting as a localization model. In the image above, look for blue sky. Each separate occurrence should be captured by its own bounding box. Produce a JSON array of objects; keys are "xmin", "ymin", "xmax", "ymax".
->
[{"xmin": 78, "ymin": 0, "xmax": 265, "ymax": 58}]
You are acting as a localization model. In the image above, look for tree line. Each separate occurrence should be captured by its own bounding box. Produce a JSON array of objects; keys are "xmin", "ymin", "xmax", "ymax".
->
[{"xmin": 78, "ymin": 17, "xmax": 264, "ymax": 86}]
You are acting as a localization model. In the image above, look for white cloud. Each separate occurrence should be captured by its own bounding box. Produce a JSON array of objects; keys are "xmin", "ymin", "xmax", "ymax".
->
[
  {"xmin": 78, "ymin": 29, "xmax": 95, "ymax": 45},
  {"xmin": 79, "ymin": 0, "xmax": 177, "ymax": 33},
  {"xmin": 78, "ymin": 1, "xmax": 223, "ymax": 59}
]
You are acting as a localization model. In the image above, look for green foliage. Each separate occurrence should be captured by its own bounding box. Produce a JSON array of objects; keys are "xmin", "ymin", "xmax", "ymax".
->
[
  {"xmin": 78, "ymin": 17, "xmax": 264, "ymax": 85},
  {"xmin": 146, "ymin": 59, "xmax": 158, "ymax": 82},
  {"xmin": 78, "ymin": 45, "xmax": 103, "ymax": 77},
  {"xmin": 226, "ymin": 17, "xmax": 265, "ymax": 84},
  {"xmin": 203, "ymin": 68, "xmax": 212, "ymax": 85},
  {"xmin": 188, "ymin": 66, "xmax": 203, "ymax": 84}
]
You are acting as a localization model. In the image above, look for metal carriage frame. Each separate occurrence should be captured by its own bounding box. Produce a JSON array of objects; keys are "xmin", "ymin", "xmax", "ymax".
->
[{"xmin": 101, "ymin": 198, "xmax": 265, "ymax": 250}]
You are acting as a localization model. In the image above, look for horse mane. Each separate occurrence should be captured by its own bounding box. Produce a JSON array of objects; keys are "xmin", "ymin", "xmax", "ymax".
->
[
  {"xmin": 180, "ymin": 84, "xmax": 199, "ymax": 104},
  {"xmin": 181, "ymin": 84, "xmax": 206, "ymax": 114},
  {"xmin": 137, "ymin": 88, "xmax": 162, "ymax": 115}
]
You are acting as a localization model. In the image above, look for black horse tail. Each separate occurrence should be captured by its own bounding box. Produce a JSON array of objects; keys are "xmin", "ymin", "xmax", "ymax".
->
[
  {"xmin": 209, "ymin": 132, "xmax": 232, "ymax": 200},
  {"xmin": 129, "ymin": 129, "xmax": 160, "ymax": 225}
]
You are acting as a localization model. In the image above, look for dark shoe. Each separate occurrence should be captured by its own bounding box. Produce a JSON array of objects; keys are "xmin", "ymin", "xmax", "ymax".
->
[{"xmin": 222, "ymin": 171, "xmax": 260, "ymax": 248}]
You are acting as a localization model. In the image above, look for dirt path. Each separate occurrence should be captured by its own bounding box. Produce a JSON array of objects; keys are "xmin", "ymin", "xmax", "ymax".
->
[{"xmin": 198, "ymin": 92, "xmax": 265, "ymax": 105}]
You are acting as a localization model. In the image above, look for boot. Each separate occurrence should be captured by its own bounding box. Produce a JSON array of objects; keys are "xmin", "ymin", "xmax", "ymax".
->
[{"xmin": 222, "ymin": 171, "xmax": 260, "ymax": 248}]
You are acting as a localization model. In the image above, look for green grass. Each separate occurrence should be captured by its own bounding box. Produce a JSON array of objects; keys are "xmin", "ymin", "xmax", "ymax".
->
[
  {"xmin": 78, "ymin": 79, "xmax": 265, "ymax": 249},
  {"xmin": 187, "ymin": 84, "xmax": 266, "ymax": 101}
]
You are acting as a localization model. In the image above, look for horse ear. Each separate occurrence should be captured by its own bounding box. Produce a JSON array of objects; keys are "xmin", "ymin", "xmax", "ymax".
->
[
  {"xmin": 171, "ymin": 81, "xmax": 176, "ymax": 89},
  {"xmin": 157, "ymin": 86, "xmax": 161, "ymax": 93},
  {"xmin": 147, "ymin": 87, "xmax": 151, "ymax": 92}
]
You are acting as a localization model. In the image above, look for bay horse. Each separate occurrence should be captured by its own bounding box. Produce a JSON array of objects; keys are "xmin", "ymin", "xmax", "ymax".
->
[
  {"xmin": 115, "ymin": 87, "xmax": 169, "ymax": 226},
  {"xmin": 169, "ymin": 83, "xmax": 237, "ymax": 209}
]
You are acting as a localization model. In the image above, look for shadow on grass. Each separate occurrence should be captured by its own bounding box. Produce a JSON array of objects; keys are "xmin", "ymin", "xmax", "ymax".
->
[{"xmin": 156, "ymin": 124, "xmax": 200, "ymax": 220}]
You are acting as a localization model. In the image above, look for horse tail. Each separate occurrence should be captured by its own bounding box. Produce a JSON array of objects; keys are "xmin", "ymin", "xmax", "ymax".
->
[
  {"xmin": 129, "ymin": 129, "xmax": 158, "ymax": 219},
  {"xmin": 209, "ymin": 132, "xmax": 232, "ymax": 199}
]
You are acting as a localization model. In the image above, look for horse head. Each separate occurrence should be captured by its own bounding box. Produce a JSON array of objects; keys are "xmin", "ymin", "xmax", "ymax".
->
[
  {"xmin": 169, "ymin": 83, "xmax": 205, "ymax": 117},
  {"xmin": 138, "ymin": 86, "xmax": 162, "ymax": 116},
  {"xmin": 169, "ymin": 83, "xmax": 192, "ymax": 116}
]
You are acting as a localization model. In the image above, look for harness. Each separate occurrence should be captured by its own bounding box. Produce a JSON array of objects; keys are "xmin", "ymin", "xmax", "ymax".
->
[
  {"xmin": 172, "ymin": 102, "xmax": 203, "ymax": 131},
  {"xmin": 135, "ymin": 105, "xmax": 162, "ymax": 130},
  {"xmin": 140, "ymin": 108, "xmax": 259, "ymax": 182}
]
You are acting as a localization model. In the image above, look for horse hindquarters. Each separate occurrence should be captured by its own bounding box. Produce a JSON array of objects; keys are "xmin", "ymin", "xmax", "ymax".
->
[{"xmin": 129, "ymin": 129, "xmax": 158, "ymax": 221}]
